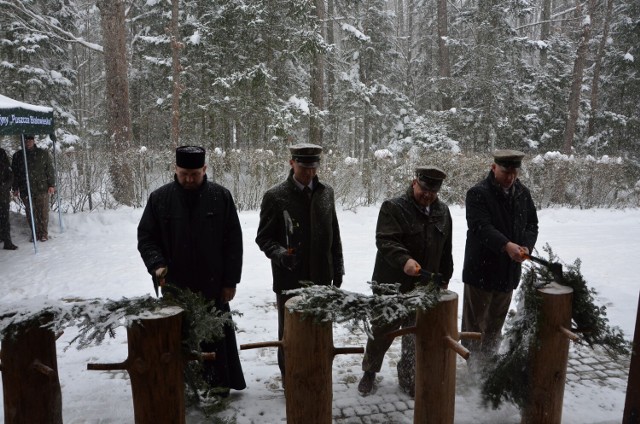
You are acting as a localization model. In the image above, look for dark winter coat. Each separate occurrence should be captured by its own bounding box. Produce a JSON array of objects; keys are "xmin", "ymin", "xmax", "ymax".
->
[
  {"xmin": 255, "ymin": 170, "xmax": 344, "ymax": 294},
  {"xmin": 0, "ymin": 148, "xmax": 12, "ymax": 204},
  {"xmin": 462, "ymin": 171, "xmax": 539, "ymax": 292},
  {"xmin": 137, "ymin": 175, "xmax": 243, "ymax": 301},
  {"xmin": 11, "ymin": 146, "xmax": 55, "ymax": 196},
  {"xmin": 372, "ymin": 187, "xmax": 454, "ymax": 293}
]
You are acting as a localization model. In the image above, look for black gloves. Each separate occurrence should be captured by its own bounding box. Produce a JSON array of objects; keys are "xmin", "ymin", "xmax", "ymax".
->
[{"xmin": 274, "ymin": 247, "xmax": 297, "ymax": 271}]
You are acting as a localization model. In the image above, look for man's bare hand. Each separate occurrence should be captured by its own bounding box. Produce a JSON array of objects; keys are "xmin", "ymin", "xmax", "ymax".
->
[
  {"xmin": 222, "ymin": 287, "xmax": 236, "ymax": 303},
  {"xmin": 403, "ymin": 258, "xmax": 421, "ymax": 276},
  {"xmin": 505, "ymin": 242, "xmax": 527, "ymax": 263}
]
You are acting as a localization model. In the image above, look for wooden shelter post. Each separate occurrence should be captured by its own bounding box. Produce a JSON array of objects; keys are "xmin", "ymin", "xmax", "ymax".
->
[{"xmin": 623, "ymin": 292, "xmax": 639, "ymax": 424}]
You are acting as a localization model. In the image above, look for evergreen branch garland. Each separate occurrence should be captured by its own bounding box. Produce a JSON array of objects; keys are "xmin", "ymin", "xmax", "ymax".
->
[
  {"xmin": 0, "ymin": 285, "xmax": 235, "ymax": 353},
  {"xmin": 285, "ymin": 280, "xmax": 443, "ymax": 339},
  {"xmin": 481, "ymin": 244, "xmax": 631, "ymax": 410}
]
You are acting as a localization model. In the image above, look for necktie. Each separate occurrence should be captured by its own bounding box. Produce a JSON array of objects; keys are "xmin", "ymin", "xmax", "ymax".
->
[{"xmin": 303, "ymin": 186, "xmax": 312, "ymax": 199}]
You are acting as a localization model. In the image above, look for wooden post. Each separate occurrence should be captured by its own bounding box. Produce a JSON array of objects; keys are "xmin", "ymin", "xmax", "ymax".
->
[
  {"xmin": 623, "ymin": 292, "xmax": 640, "ymax": 424},
  {"xmin": 87, "ymin": 306, "xmax": 188, "ymax": 424},
  {"xmin": 284, "ymin": 296, "xmax": 334, "ymax": 424},
  {"xmin": 241, "ymin": 296, "xmax": 364, "ymax": 424},
  {"xmin": 1, "ymin": 319, "xmax": 63, "ymax": 424},
  {"xmin": 522, "ymin": 282, "xmax": 574, "ymax": 424},
  {"xmin": 414, "ymin": 291, "xmax": 460, "ymax": 424}
]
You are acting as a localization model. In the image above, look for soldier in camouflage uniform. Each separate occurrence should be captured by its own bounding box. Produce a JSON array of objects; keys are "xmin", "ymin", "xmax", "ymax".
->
[{"xmin": 11, "ymin": 135, "xmax": 56, "ymax": 242}]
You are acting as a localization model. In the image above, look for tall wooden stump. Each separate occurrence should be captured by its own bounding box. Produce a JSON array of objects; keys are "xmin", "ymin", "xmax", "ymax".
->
[
  {"xmin": 87, "ymin": 306, "xmax": 186, "ymax": 424},
  {"xmin": 522, "ymin": 283, "xmax": 574, "ymax": 424},
  {"xmin": 283, "ymin": 296, "xmax": 334, "ymax": 424},
  {"xmin": 623, "ymin": 292, "xmax": 640, "ymax": 424},
  {"xmin": 414, "ymin": 291, "xmax": 461, "ymax": 424},
  {"xmin": 1, "ymin": 320, "xmax": 63, "ymax": 424},
  {"xmin": 241, "ymin": 296, "xmax": 363, "ymax": 424}
]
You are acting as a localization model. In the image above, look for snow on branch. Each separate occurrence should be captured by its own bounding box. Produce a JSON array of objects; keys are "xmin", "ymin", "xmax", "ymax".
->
[
  {"xmin": 284, "ymin": 281, "xmax": 443, "ymax": 339},
  {"xmin": 481, "ymin": 244, "xmax": 630, "ymax": 410},
  {"xmin": 0, "ymin": 285, "xmax": 236, "ymax": 353}
]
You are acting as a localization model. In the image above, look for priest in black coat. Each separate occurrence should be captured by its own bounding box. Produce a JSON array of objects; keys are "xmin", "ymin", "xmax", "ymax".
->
[{"xmin": 137, "ymin": 145, "xmax": 245, "ymax": 394}]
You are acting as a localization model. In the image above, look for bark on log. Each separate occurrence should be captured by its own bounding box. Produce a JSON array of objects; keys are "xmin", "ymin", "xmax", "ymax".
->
[
  {"xmin": 414, "ymin": 291, "xmax": 459, "ymax": 424},
  {"xmin": 1, "ymin": 320, "xmax": 62, "ymax": 424},
  {"xmin": 87, "ymin": 306, "xmax": 186, "ymax": 424},
  {"xmin": 283, "ymin": 297, "xmax": 334, "ymax": 424},
  {"xmin": 623, "ymin": 292, "xmax": 640, "ymax": 424},
  {"xmin": 522, "ymin": 283, "xmax": 573, "ymax": 424}
]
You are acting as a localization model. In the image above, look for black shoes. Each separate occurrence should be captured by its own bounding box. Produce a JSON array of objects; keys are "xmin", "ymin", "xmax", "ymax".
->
[
  {"xmin": 357, "ymin": 371, "xmax": 376, "ymax": 395},
  {"xmin": 3, "ymin": 242, "xmax": 18, "ymax": 250}
]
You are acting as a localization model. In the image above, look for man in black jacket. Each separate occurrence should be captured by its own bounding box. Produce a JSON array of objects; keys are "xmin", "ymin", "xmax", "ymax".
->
[
  {"xmin": 255, "ymin": 143, "xmax": 344, "ymax": 386},
  {"xmin": 1, "ymin": 147, "xmax": 17, "ymax": 250},
  {"xmin": 358, "ymin": 166, "xmax": 453, "ymax": 396},
  {"xmin": 137, "ymin": 145, "xmax": 245, "ymax": 394},
  {"xmin": 461, "ymin": 149, "xmax": 538, "ymax": 364}
]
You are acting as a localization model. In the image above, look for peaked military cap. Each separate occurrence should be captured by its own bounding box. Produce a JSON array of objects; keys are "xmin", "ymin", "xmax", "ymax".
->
[
  {"xmin": 416, "ymin": 166, "xmax": 447, "ymax": 191},
  {"xmin": 176, "ymin": 145, "xmax": 205, "ymax": 169},
  {"xmin": 290, "ymin": 143, "xmax": 322, "ymax": 168},
  {"xmin": 493, "ymin": 149, "xmax": 525, "ymax": 169}
]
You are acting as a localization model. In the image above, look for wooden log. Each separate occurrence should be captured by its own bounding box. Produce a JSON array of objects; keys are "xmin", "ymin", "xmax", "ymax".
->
[
  {"xmin": 87, "ymin": 306, "xmax": 186, "ymax": 424},
  {"xmin": 283, "ymin": 296, "xmax": 334, "ymax": 424},
  {"xmin": 623, "ymin": 292, "xmax": 640, "ymax": 424},
  {"xmin": 414, "ymin": 291, "xmax": 459, "ymax": 424},
  {"xmin": 522, "ymin": 282, "xmax": 573, "ymax": 424},
  {"xmin": 1, "ymin": 319, "xmax": 63, "ymax": 424}
]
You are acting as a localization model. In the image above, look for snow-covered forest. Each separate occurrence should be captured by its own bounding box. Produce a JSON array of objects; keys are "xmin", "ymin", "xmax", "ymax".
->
[{"xmin": 1, "ymin": 0, "xmax": 639, "ymax": 210}]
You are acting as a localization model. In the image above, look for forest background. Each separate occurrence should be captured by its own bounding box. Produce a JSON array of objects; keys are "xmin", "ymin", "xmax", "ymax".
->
[{"xmin": 1, "ymin": 0, "xmax": 639, "ymax": 212}]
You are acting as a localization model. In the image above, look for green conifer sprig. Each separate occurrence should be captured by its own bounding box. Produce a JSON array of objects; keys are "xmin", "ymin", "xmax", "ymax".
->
[
  {"xmin": 0, "ymin": 286, "xmax": 235, "ymax": 353},
  {"xmin": 481, "ymin": 244, "xmax": 630, "ymax": 409},
  {"xmin": 285, "ymin": 281, "xmax": 442, "ymax": 338}
]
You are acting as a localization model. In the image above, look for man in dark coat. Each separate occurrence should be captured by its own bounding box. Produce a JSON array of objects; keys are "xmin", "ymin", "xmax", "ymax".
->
[
  {"xmin": 1, "ymin": 147, "xmax": 17, "ymax": 250},
  {"xmin": 461, "ymin": 149, "xmax": 538, "ymax": 363},
  {"xmin": 255, "ymin": 143, "xmax": 344, "ymax": 386},
  {"xmin": 11, "ymin": 134, "xmax": 56, "ymax": 241},
  {"xmin": 358, "ymin": 166, "xmax": 454, "ymax": 396},
  {"xmin": 137, "ymin": 145, "xmax": 246, "ymax": 394}
]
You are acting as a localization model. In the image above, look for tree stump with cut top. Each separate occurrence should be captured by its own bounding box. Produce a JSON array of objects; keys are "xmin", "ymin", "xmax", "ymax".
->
[
  {"xmin": 414, "ymin": 291, "xmax": 461, "ymax": 424},
  {"xmin": 283, "ymin": 296, "xmax": 363, "ymax": 424},
  {"xmin": 1, "ymin": 317, "xmax": 63, "ymax": 424},
  {"xmin": 522, "ymin": 282, "xmax": 574, "ymax": 424},
  {"xmin": 87, "ymin": 306, "xmax": 187, "ymax": 424}
]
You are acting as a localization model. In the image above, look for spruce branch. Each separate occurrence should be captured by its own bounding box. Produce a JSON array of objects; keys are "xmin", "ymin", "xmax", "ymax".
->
[{"xmin": 481, "ymin": 244, "xmax": 630, "ymax": 410}]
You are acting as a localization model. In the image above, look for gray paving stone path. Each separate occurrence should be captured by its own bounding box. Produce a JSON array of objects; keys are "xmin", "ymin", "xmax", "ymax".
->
[{"xmin": 330, "ymin": 344, "xmax": 631, "ymax": 424}]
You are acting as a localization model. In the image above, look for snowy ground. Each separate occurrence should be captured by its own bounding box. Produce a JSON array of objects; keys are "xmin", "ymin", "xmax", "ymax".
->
[{"xmin": 0, "ymin": 204, "xmax": 637, "ymax": 423}]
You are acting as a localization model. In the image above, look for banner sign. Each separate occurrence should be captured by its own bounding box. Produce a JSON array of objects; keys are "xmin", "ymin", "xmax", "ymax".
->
[{"xmin": 0, "ymin": 94, "xmax": 55, "ymax": 136}]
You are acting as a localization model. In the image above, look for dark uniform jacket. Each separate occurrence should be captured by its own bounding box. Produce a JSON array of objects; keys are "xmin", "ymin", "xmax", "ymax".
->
[
  {"xmin": 137, "ymin": 175, "xmax": 243, "ymax": 301},
  {"xmin": 0, "ymin": 148, "xmax": 12, "ymax": 203},
  {"xmin": 462, "ymin": 171, "xmax": 539, "ymax": 292},
  {"xmin": 372, "ymin": 187, "xmax": 454, "ymax": 293},
  {"xmin": 255, "ymin": 170, "xmax": 344, "ymax": 294},
  {"xmin": 11, "ymin": 146, "xmax": 55, "ymax": 195}
]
